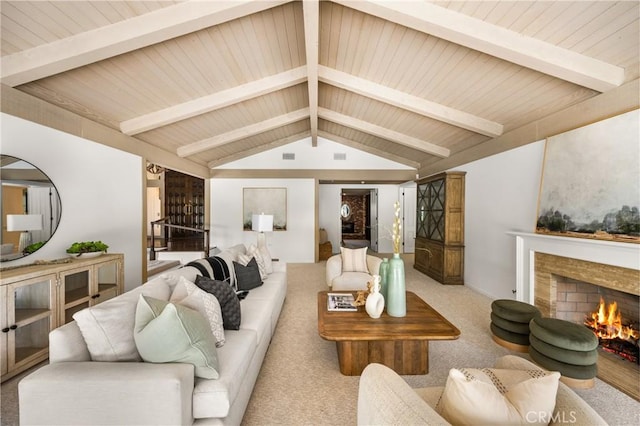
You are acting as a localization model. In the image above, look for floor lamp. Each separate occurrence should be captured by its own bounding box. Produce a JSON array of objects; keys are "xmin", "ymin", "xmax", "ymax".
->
[
  {"xmin": 252, "ymin": 214, "xmax": 273, "ymax": 249},
  {"xmin": 6, "ymin": 214, "xmax": 43, "ymax": 253}
]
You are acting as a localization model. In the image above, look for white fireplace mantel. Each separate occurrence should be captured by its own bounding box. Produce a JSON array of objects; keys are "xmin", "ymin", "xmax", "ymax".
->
[{"xmin": 507, "ymin": 232, "xmax": 640, "ymax": 304}]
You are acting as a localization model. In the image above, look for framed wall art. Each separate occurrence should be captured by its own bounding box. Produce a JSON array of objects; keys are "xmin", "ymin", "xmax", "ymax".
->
[
  {"xmin": 536, "ymin": 110, "xmax": 639, "ymax": 243},
  {"xmin": 243, "ymin": 187, "xmax": 287, "ymax": 231}
]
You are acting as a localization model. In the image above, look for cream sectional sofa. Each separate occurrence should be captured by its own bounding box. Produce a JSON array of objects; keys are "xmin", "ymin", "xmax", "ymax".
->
[{"xmin": 19, "ymin": 244, "xmax": 287, "ymax": 426}]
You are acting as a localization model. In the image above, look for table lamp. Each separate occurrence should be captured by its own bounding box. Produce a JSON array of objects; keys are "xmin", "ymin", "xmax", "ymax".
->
[
  {"xmin": 252, "ymin": 213, "xmax": 273, "ymax": 249},
  {"xmin": 6, "ymin": 214, "xmax": 43, "ymax": 253}
]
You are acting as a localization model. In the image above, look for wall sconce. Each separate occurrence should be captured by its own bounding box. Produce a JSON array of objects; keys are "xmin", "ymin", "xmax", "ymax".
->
[
  {"xmin": 6, "ymin": 214, "xmax": 43, "ymax": 252},
  {"xmin": 252, "ymin": 213, "xmax": 273, "ymax": 249}
]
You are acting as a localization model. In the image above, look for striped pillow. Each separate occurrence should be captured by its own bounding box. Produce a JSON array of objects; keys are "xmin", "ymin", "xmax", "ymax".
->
[
  {"xmin": 186, "ymin": 256, "xmax": 232, "ymax": 285},
  {"xmin": 340, "ymin": 247, "xmax": 369, "ymax": 273}
]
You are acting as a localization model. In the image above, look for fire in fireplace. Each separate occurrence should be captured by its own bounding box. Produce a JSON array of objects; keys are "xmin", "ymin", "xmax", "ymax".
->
[{"xmin": 584, "ymin": 297, "xmax": 639, "ymax": 364}]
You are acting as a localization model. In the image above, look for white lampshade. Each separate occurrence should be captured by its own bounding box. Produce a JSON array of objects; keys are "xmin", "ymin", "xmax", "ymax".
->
[
  {"xmin": 6, "ymin": 214, "xmax": 43, "ymax": 232},
  {"xmin": 252, "ymin": 214, "xmax": 273, "ymax": 233}
]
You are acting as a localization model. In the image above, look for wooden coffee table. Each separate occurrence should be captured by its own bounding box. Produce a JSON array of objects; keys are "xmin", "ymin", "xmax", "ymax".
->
[{"xmin": 317, "ymin": 291, "xmax": 460, "ymax": 375}]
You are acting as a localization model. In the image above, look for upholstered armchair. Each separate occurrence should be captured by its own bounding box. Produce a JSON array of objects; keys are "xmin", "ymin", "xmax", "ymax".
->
[
  {"xmin": 357, "ymin": 355, "xmax": 607, "ymax": 426},
  {"xmin": 326, "ymin": 248, "xmax": 382, "ymax": 291}
]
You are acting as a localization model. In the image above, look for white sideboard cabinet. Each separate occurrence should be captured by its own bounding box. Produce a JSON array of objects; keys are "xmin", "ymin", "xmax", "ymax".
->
[{"xmin": 0, "ymin": 253, "xmax": 123, "ymax": 382}]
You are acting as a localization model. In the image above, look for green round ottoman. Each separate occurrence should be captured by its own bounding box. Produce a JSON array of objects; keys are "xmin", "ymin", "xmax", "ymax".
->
[
  {"xmin": 490, "ymin": 299, "xmax": 541, "ymax": 352},
  {"xmin": 490, "ymin": 322, "xmax": 531, "ymax": 346},
  {"xmin": 529, "ymin": 317, "xmax": 599, "ymax": 388}
]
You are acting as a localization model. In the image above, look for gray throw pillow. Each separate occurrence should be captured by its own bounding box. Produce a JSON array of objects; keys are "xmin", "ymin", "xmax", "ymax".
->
[
  {"xmin": 233, "ymin": 257, "xmax": 263, "ymax": 291},
  {"xmin": 195, "ymin": 275, "xmax": 241, "ymax": 330}
]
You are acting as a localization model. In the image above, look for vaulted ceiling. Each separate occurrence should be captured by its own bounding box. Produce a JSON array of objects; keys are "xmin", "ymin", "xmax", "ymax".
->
[{"xmin": 1, "ymin": 1, "xmax": 638, "ymax": 181}]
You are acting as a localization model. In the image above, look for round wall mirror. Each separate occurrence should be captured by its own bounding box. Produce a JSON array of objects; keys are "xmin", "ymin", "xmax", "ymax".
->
[
  {"xmin": 340, "ymin": 202, "xmax": 351, "ymax": 219},
  {"xmin": 1, "ymin": 155, "xmax": 62, "ymax": 261}
]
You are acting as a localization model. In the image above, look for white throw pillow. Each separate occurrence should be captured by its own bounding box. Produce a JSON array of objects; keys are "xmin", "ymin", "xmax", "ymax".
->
[
  {"xmin": 259, "ymin": 245, "xmax": 273, "ymax": 274},
  {"xmin": 247, "ymin": 244, "xmax": 268, "ymax": 279},
  {"xmin": 73, "ymin": 277, "xmax": 171, "ymax": 361},
  {"xmin": 436, "ymin": 368, "xmax": 560, "ymax": 426},
  {"xmin": 340, "ymin": 246, "xmax": 369, "ymax": 273},
  {"xmin": 170, "ymin": 276, "xmax": 225, "ymax": 347}
]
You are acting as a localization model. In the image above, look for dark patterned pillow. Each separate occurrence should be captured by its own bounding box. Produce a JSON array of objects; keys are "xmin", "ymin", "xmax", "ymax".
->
[
  {"xmin": 233, "ymin": 257, "xmax": 263, "ymax": 291},
  {"xmin": 194, "ymin": 276, "xmax": 241, "ymax": 330},
  {"xmin": 186, "ymin": 256, "xmax": 231, "ymax": 285}
]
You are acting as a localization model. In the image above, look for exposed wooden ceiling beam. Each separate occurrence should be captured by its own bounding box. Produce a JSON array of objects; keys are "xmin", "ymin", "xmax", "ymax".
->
[
  {"xmin": 177, "ymin": 107, "xmax": 310, "ymax": 158},
  {"xmin": 318, "ymin": 107, "xmax": 450, "ymax": 158},
  {"xmin": 337, "ymin": 1, "xmax": 624, "ymax": 92},
  {"xmin": 208, "ymin": 131, "xmax": 311, "ymax": 168},
  {"xmin": 1, "ymin": 0, "xmax": 289, "ymax": 87},
  {"xmin": 210, "ymin": 168, "xmax": 416, "ymax": 183},
  {"xmin": 418, "ymin": 79, "xmax": 640, "ymax": 177},
  {"xmin": 317, "ymin": 130, "xmax": 420, "ymax": 169},
  {"xmin": 121, "ymin": 67, "xmax": 307, "ymax": 135},
  {"xmin": 318, "ymin": 66, "xmax": 503, "ymax": 137},
  {"xmin": 303, "ymin": 0, "xmax": 320, "ymax": 146}
]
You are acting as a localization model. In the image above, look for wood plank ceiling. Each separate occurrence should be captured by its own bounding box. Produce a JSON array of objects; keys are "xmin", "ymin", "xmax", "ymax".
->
[{"xmin": 1, "ymin": 1, "xmax": 638, "ymax": 181}]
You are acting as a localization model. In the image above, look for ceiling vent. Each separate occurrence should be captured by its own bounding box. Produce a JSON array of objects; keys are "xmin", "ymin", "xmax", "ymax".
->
[
  {"xmin": 334, "ymin": 153, "xmax": 347, "ymax": 161},
  {"xmin": 282, "ymin": 153, "xmax": 295, "ymax": 160}
]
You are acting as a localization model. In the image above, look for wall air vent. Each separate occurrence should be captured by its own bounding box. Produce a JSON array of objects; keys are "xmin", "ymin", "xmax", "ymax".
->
[
  {"xmin": 282, "ymin": 153, "xmax": 295, "ymax": 160},
  {"xmin": 334, "ymin": 153, "xmax": 347, "ymax": 161}
]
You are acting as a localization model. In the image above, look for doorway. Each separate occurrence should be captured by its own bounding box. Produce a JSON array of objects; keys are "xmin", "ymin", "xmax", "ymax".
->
[
  {"xmin": 340, "ymin": 188, "xmax": 378, "ymax": 252},
  {"xmin": 146, "ymin": 167, "xmax": 205, "ymax": 252}
]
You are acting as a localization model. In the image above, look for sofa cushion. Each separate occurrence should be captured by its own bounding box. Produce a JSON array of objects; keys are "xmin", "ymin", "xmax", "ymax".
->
[
  {"xmin": 340, "ymin": 247, "xmax": 369, "ymax": 272},
  {"xmin": 171, "ymin": 276, "xmax": 225, "ymax": 347},
  {"xmin": 134, "ymin": 295, "xmax": 220, "ymax": 379},
  {"xmin": 436, "ymin": 367, "xmax": 560, "ymax": 425},
  {"xmin": 195, "ymin": 275, "xmax": 241, "ymax": 330},
  {"xmin": 72, "ymin": 277, "xmax": 171, "ymax": 362},
  {"xmin": 193, "ymin": 329, "xmax": 257, "ymax": 419},
  {"xmin": 234, "ymin": 257, "xmax": 263, "ymax": 291}
]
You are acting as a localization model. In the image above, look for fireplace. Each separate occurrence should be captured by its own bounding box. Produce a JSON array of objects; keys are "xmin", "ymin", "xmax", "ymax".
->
[{"xmin": 510, "ymin": 232, "xmax": 640, "ymax": 400}]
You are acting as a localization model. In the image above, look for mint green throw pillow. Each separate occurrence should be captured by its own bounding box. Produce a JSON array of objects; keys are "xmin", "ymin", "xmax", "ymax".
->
[{"xmin": 134, "ymin": 295, "xmax": 219, "ymax": 379}]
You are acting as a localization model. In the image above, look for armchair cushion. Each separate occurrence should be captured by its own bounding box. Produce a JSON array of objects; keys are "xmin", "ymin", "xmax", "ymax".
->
[
  {"xmin": 436, "ymin": 368, "xmax": 560, "ymax": 425},
  {"xmin": 340, "ymin": 247, "xmax": 369, "ymax": 272}
]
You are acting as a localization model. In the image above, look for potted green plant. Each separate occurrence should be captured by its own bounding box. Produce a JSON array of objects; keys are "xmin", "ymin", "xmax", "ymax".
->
[{"xmin": 66, "ymin": 241, "xmax": 109, "ymax": 258}]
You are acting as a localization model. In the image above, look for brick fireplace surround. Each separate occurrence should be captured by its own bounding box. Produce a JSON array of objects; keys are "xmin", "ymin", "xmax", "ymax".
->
[{"xmin": 509, "ymin": 232, "xmax": 640, "ymax": 400}]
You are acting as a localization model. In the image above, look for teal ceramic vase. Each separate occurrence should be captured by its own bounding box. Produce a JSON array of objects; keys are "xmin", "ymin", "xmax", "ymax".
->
[
  {"xmin": 386, "ymin": 253, "xmax": 406, "ymax": 317},
  {"xmin": 378, "ymin": 258, "xmax": 390, "ymax": 301}
]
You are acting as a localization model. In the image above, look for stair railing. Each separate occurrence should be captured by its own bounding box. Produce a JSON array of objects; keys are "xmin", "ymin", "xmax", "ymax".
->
[{"xmin": 149, "ymin": 217, "xmax": 210, "ymax": 261}]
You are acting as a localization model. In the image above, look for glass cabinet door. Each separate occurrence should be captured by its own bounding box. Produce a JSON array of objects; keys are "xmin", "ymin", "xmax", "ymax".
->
[
  {"xmin": 59, "ymin": 268, "xmax": 91, "ymax": 325},
  {"xmin": 426, "ymin": 178, "xmax": 445, "ymax": 242},
  {"xmin": 416, "ymin": 183, "xmax": 428, "ymax": 238},
  {"xmin": 94, "ymin": 259, "xmax": 122, "ymax": 304},
  {"xmin": 3, "ymin": 275, "xmax": 56, "ymax": 372}
]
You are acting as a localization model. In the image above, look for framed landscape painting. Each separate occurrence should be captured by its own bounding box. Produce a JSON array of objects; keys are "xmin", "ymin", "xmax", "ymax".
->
[
  {"xmin": 243, "ymin": 187, "xmax": 287, "ymax": 231},
  {"xmin": 536, "ymin": 110, "xmax": 639, "ymax": 243}
]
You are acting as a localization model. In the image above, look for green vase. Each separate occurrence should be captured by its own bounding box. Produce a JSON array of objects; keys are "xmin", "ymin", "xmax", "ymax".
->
[
  {"xmin": 378, "ymin": 258, "xmax": 390, "ymax": 301},
  {"xmin": 386, "ymin": 253, "xmax": 406, "ymax": 317}
]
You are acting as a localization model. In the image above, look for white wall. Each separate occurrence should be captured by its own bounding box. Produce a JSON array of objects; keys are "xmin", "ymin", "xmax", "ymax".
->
[
  {"xmin": 1, "ymin": 113, "xmax": 143, "ymax": 291},
  {"xmin": 210, "ymin": 178, "xmax": 316, "ymax": 262},
  {"xmin": 455, "ymin": 141, "xmax": 545, "ymax": 300},
  {"xmin": 216, "ymin": 136, "xmax": 415, "ymax": 170}
]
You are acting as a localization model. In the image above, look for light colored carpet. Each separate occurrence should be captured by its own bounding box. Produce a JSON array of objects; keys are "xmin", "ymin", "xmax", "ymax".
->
[{"xmin": 2, "ymin": 258, "xmax": 639, "ymax": 425}]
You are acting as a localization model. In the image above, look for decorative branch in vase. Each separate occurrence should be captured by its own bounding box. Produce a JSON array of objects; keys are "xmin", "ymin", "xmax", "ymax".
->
[{"xmin": 386, "ymin": 201, "xmax": 406, "ymax": 317}]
